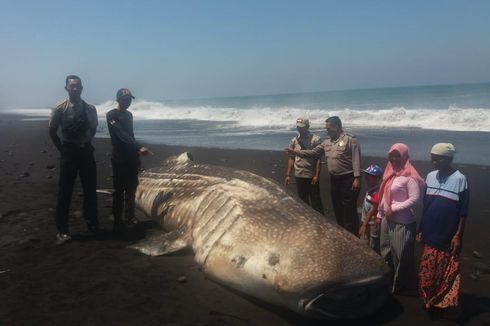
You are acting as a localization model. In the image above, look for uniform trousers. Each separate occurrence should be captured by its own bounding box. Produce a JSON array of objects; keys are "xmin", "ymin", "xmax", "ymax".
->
[
  {"xmin": 111, "ymin": 158, "xmax": 139, "ymax": 223},
  {"xmin": 55, "ymin": 143, "xmax": 98, "ymax": 233},
  {"xmin": 329, "ymin": 173, "xmax": 359, "ymax": 235},
  {"xmin": 295, "ymin": 177, "xmax": 324, "ymax": 215}
]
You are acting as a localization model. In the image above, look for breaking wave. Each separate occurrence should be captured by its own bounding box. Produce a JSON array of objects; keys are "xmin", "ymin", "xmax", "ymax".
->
[
  {"xmin": 8, "ymin": 100, "xmax": 490, "ymax": 132},
  {"xmin": 94, "ymin": 100, "xmax": 490, "ymax": 132}
]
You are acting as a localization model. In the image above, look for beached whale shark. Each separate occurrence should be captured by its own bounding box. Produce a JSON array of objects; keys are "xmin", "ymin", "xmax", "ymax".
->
[{"xmin": 130, "ymin": 153, "xmax": 390, "ymax": 319}]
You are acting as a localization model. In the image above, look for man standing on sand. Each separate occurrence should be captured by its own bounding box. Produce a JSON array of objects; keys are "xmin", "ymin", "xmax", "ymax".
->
[
  {"xmin": 49, "ymin": 75, "xmax": 99, "ymax": 245},
  {"xmin": 417, "ymin": 143, "xmax": 469, "ymax": 319},
  {"xmin": 106, "ymin": 88, "xmax": 152, "ymax": 233},
  {"xmin": 284, "ymin": 118, "xmax": 324, "ymax": 214},
  {"xmin": 286, "ymin": 116, "xmax": 361, "ymax": 235}
]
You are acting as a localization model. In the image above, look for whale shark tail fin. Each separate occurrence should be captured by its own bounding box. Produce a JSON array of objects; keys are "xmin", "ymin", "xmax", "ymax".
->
[
  {"xmin": 164, "ymin": 152, "xmax": 194, "ymax": 167},
  {"xmin": 128, "ymin": 227, "xmax": 190, "ymax": 256}
]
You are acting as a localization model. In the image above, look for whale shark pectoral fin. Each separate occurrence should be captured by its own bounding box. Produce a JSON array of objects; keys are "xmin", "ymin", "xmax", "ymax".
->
[{"xmin": 128, "ymin": 228, "xmax": 190, "ymax": 256}]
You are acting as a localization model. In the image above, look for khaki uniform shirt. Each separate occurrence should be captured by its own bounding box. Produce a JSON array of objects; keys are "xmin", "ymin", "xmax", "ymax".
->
[
  {"xmin": 289, "ymin": 132, "xmax": 322, "ymax": 178},
  {"xmin": 49, "ymin": 98, "xmax": 98, "ymax": 144},
  {"xmin": 300, "ymin": 132, "xmax": 361, "ymax": 177}
]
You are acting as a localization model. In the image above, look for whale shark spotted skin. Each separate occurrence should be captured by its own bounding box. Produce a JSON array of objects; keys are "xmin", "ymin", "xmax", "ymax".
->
[{"xmin": 131, "ymin": 153, "xmax": 390, "ymax": 319}]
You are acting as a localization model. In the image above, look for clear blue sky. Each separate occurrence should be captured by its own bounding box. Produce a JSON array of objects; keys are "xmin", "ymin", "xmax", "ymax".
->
[{"xmin": 1, "ymin": 0, "xmax": 489, "ymax": 107}]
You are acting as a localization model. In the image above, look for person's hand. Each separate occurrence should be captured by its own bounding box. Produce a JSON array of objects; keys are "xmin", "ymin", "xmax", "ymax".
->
[
  {"xmin": 359, "ymin": 223, "xmax": 367, "ymax": 238},
  {"xmin": 385, "ymin": 207, "xmax": 393, "ymax": 219},
  {"xmin": 139, "ymin": 147, "xmax": 153, "ymax": 156},
  {"xmin": 450, "ymin": 234, "xmax": 461, "ymax": 256},
  {"xmin": 311, "ymin": 175, "xmax": 319, "ymax": 185},
  {"xmin": 416, "ymin": 232, "xmax": 422, "ymax": 243},
  {"xmin": 284, "ymin": 175, "xmax": 291, "ymax": 186},
  {"xmin": 352, "ymin": 177, "xmax": 361, "ymax": 191}
]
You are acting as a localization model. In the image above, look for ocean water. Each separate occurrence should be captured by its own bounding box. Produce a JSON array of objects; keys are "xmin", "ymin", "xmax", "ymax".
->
[{"xmin": 9, "ymin": 82, "xmax": 490, "ymax": 165}]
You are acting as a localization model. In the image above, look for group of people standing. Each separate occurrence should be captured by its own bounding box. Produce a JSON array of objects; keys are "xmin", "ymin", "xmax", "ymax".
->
[
  {"xmin": 48, "ymin": 75, "xmax": 469, "ymax": 319},
  {"xmin": 48, "ymin": 75, "xmax": 151, "ymax": 244},
  {"xmin": 285, "ymin": 117, "xmax": 469, "ymax": 319}
]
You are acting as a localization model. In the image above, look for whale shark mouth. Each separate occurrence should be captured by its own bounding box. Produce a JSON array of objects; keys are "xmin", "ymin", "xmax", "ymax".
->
[{"xmin": 301, "ymin": 275, "xmax": 390, "ymax": 319}]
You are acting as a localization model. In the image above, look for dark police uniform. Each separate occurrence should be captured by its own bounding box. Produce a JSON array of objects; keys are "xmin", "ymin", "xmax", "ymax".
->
[
  {"xmin": 49, "ymin": 98, "xmax": 99, "ymax": 234},
  {"xmin": 106, "ymin": 108, "xmax": 141, "ymax": 226},
  {"xmin": 299, "ymin": 132, "xmax": 361, "ymax": 235}
]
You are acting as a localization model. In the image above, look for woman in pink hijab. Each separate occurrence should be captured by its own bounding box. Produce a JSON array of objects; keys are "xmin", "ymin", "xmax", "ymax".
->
[{"xmin": 377, "ymin": 143, "xmax": 425, "ymax": 294}]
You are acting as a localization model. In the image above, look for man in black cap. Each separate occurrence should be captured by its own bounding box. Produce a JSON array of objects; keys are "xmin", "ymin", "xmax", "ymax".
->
[
  {"xmin": 106, "ymin": 88, "xmax": 152, "ymax": 233},
  {"xmin": 49, "ymin": 75, "xmax": 99, "ymax": 245}
]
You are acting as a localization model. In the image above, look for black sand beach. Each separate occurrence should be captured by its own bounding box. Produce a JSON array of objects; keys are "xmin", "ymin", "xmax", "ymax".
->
[{"xmin": 1, "ymin": 114, "xmax": 489, "ymax": 325}]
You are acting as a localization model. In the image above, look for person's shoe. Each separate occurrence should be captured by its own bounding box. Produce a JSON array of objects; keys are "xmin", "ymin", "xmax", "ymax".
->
[
  {"xmin": 126, "ymin": 216, "xmax": 139, "ymax": 225},
  {"xmin": 56, "ymin": 233, "xmax": 71, "ymax": 245}
]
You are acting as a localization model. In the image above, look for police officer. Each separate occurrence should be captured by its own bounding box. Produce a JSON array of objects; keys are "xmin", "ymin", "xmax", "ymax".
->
[
  {"xmin": 106, "ymin": 88, "xmax": 152, "ymax": 233},
  {"xmin": 286, "ymin": 116, "xmax": 361, "ymax": 235},
  {"xmin": 284, "ymin": 118, "xmax": 324, "ymax": 214},
  {"xmin": 49, "ymin": 75, "xmax": 99, "ymax": 244}
]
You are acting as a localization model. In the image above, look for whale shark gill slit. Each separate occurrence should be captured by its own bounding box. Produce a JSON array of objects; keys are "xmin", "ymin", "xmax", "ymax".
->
[{"xmin": 151, "ymin": 191, "xmax": 172, "ymax": 219}]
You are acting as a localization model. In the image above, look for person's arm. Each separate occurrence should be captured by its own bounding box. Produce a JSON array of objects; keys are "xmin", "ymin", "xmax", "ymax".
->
[
  {"xmin": 88, "ymin": 106, "xmax": 98, "ymax": 139},
  {"xmin": 48, "ymin": 108, "xmax": 62, "ymax": 152},
  {"xmin": 366, "ymin": 201, "xmax": 379, "ymax": 222},
  {"xmin": 284, "ymin": 156, "xmax": 295, "ymax": 185},
  {"xmin": 294, "ymin": 143, "xmax": 325, "ymax": 159},
  {"xmin": 451, "ymin": 182, "xmax": 469, "ymax": 255},
  {"xmin": 359, "ymin": 205, "xmax": 378, "ymax": 237},
  {"xmin": 351, "ymin": 138, "xmax": 361, "ymax": 190},
  {"xmin": 106, "ymin": 113, "xmax": 141, "ymax": 151},
  {"xmin": 49, "ymin": 127, "xmax": 62, "ymax": 152},
  {"xmin": 312, "ymin": 159, "xmax": 321, "ymax": 185},
  {"xmin": 390, "ymin": 177, "xmax": 420, "ymax": 212},
  {"xmin": 450, "ymin": 216, "xmax": 466, "ymax": 256},
  {"xmin": 416, "ymin": 184, "xmax": 428, "ymax": 242}
]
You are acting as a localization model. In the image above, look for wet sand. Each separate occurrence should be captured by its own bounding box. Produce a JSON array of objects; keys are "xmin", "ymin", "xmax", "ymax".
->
[{"xmin": 0, "ymin": 114, "xmax": 489, "ymax": 325}]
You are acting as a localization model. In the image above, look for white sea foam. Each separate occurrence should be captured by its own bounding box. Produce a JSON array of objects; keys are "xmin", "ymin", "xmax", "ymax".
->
[
  {"xmin": 95, "ymin": 100, "xmax": 490, "ymax": 132},
  {"xmin": 8, "ymin": 100, "xmax": 490, "ymax": 132}
]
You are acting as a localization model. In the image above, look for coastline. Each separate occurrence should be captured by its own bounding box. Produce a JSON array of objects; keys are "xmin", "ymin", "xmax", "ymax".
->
[{"xmin": 1, "ymin": 114, "xmax": 489, "ymax": 325}]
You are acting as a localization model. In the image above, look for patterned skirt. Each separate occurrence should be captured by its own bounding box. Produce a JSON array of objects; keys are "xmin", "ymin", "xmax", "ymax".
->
[{"xmin": 418, "ymin": 244, "xmax": 460, "ymax": 308}]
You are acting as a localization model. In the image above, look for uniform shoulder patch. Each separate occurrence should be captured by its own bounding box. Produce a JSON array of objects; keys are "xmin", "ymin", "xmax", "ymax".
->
[
  {"xmin": 311, "ymin": 134, "xmax": 321, "ymax": 144},
  {"xmin": 54, "ymin": 98, "xmax": 69, "ymax": 110}
]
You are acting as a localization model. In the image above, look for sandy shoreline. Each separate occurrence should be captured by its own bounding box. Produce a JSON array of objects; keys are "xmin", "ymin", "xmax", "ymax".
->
[{"xmin": 1, "ymin": 114, "xmax": 489, "ymax": 325}]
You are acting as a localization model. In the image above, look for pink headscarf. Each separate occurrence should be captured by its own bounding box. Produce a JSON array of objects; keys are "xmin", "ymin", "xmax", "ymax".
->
[{"xmin": 379, "ymin": 143, "xmax": 425, "ymax": 213}]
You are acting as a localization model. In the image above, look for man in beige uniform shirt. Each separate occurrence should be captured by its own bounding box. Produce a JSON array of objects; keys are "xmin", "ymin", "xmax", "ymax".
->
[
  {"xmin": 287, "ymin": 116, "xmax": 361, "ymax": 235},
  {"xmin": 284, "ymin": 118, "xmax": 324, "ymax": 214}
]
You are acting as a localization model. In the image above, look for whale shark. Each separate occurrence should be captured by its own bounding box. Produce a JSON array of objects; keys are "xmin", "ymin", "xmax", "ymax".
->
[{"xmin": 130, "ymin": 153, "xmax": 390, "ymax": 319}]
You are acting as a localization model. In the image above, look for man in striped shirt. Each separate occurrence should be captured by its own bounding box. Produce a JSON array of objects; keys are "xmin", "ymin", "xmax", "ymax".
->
[{"xmin": 417, "ymin": 143, "xmax": 469, "ymax": 318}]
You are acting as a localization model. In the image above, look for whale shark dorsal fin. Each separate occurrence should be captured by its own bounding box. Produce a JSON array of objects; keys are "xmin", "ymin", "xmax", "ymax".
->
[
  {"xmin": 128, "ymin": 228, "xmax": 190, "ymax": 256},
  {"xmin": 164, "ymin": 152, "xmax": 194, "ymax": 166}
]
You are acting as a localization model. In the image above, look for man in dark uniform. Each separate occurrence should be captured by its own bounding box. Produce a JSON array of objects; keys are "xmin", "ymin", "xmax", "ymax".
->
[
  {"xmin": 49, "ymin": 75, "xmax": 99, "ymax": 245},
  {"xmin": 106, "ymin": 88, "xmax": 152, "ymax": 233},
  {"xmin": 286, "ymin": 116, "xmax": 361, "ymax": 235}
]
